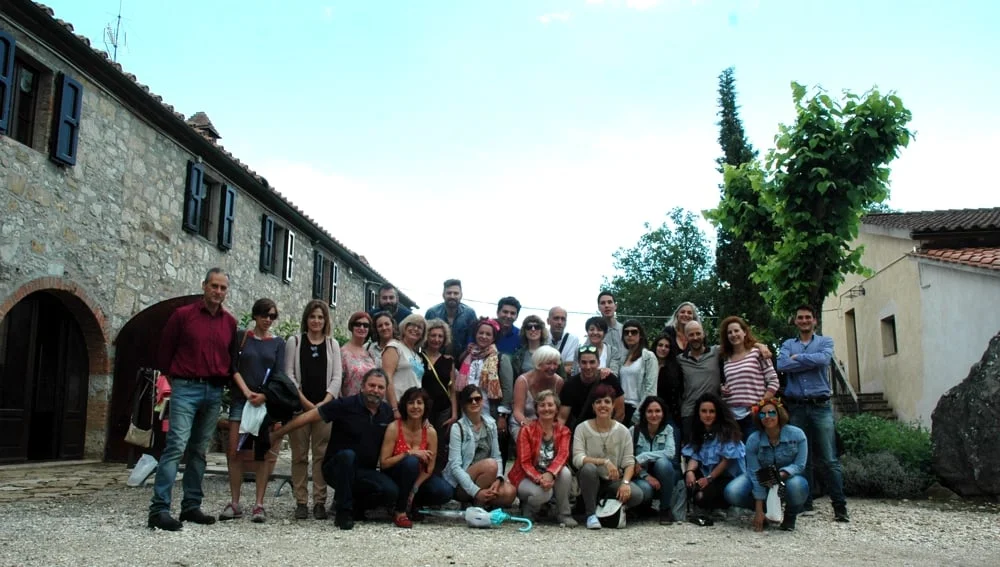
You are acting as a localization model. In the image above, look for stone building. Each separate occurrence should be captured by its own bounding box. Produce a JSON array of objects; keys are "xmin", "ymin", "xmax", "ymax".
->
[{"xmin": 0, "ymin": 2, "xmax": 415, "ymax": 464}]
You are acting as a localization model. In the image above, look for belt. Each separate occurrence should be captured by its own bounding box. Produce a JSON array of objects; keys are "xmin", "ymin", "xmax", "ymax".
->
[
  {"xmin": 785, "ymin": 396, "xmax": 830, "ymax": 404},
  {"xmin": 173, "ymin": 376, "xmax": 223, "ymax": 384}
]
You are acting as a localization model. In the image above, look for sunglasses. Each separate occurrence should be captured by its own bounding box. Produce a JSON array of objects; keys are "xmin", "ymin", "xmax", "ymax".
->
[
  {"xmin": 524, "ymin": 323, "xmax": 542, "ymax": 331},
  {"xmin": 578, "ymin": 345, "xmax": 598, "ymax": 354},
  {"xmin": 353, "ymin": 322, "xmax": 370, "ymax": 329},
  {"xmin": 259, "ymin": 312, "xmax": 278, "ymax": 320},
  {"xmin": 758, "ymin": 410, "xmax": 778, "ymax": 419},
  {"xmin": 623, "ymin": 329, "xmax": 640, "ymax": 336},
  {"xmin": 467, "ymin": 396, "xmax": 484, "ymax": 404}
]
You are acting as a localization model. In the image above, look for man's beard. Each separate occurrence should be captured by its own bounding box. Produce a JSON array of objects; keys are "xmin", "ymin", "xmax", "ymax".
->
[
  {"xmin": 364, "ymin": 392, "xmax": 383, "ymax": 405},
  {"xmin": 383, "ymin": 303, "xmax": 397, "ymax": 314}
]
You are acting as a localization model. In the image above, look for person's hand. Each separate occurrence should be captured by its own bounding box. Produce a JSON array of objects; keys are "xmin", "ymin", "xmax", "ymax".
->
[
  {"xmin": 647, "ymin": 476, "xmax": 661, "ymax": 491},
  {"xmin": 720, "ymin": 383, "xmax": 731, "ymax": 396},
  {"xmin": 410, "ymin": 449, "xmax": 432, "ymax": 465},
  {"xmin": 443, "ymin": 416, "xmax": 457, "ymax": 428},
  {"xmin": 269, "ymin": 430, "xmax": 280, "ymax": 447},
  {"xmin": 497, "ymin": 416, "xmax": 507, "ymax": 435},
  {"xmin": 303, "ymin": 400, "xmax": 316, "ymax": 412},
  {"xmin": 539, "ymin": 472, "xmax": 554, "ymax": 491},
  {"xmin": 599, "ymin": 368, "xmax": 612, "ymax": 379},
  {"xmin": 684, "ymin": 470, "xmax": 696, "ymax": 488},
  {"xmin": 604, "ymin": 460, "xmax": 620, "ymax": 481},
  {"xmin": 616, "ymin": 483, "xmax": 632, "ymax": 503},
  {"xmin": 752, "ymin": 510, "xmax": 766, "ymax": 532},
  {"xmin": 755, "ymin": 343, "xmax": 773, "ymax": 359},
  {"xmin": 696, "ymin": 476, "xmax": 710, "ymax": 490},
  {"xmin": 474, "ymin": 488, "xmax": 496, "ymax": 505},
  {"xmin": 248, "ymin": 392, "xmax": 266, "ymax": 407}
]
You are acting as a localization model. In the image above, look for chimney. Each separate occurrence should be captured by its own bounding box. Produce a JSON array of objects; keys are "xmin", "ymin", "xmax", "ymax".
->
[{"xmin": 186, "ymin": 112, "xmax": 221, "ymax": 143}]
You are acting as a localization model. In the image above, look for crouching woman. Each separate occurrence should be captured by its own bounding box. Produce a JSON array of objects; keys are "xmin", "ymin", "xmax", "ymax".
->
[
  {"xmin": 724, "ymin": 398, "xmax": 808, "ymax": 531},
  {"xmin": 443, "ymin": 385, "xmax": 517, "ymax": 508}
]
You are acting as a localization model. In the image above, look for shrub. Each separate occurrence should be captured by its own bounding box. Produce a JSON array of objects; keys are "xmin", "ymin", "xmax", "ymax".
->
[
  {"xmin": 837, "ymin": 414, "xmax": 932, "ymax": 472},
  {"xmin": 841, "ymin": 451, "xmax": 932, "ymax": 499}
]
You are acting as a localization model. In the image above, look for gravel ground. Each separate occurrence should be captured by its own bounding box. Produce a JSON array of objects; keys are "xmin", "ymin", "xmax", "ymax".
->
[{"xmin": 1, "ymin": 476, "xmax": 998, "ymax": 567}]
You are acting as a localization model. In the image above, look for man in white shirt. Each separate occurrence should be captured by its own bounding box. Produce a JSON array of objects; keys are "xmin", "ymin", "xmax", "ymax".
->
[{"xmin": 547, "ymin": 306, "xmax": 580, "ymax": 375}]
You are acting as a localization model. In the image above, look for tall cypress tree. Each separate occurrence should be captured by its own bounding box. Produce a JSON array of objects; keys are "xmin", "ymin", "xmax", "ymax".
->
[{"xmin": 714, "ymin": 67, "xmax": 777, "ymax": 341}]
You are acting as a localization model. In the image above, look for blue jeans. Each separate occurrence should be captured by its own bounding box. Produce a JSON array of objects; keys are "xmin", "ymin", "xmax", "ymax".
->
[
  {"xmin": 724, "ymin": 473, "xmax": 809, "ymax": 513},
  {"xmin": 149, "ymin": 379, "xmax": 222, "ymax": 516},
  {"xmin": 383, "ymin": 456, "xmax": 454, "ymax": 512},
  {"xmin": 633, "ymin": 459, "xmax": 677, "ymax": 511},
  {"xmin": 322, "ymin": 449, "xmax": 398, "ymax": 514},
  {"xmin": 788, "ymin": 401, "xmax": 846, "ymax": 508}
]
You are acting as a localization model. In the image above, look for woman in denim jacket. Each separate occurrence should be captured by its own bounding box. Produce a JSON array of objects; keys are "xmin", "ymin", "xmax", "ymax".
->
[
  {"xmin": 629, "ymin": 396, "xmax": 677, "ymax": 524},
  {"xmin": 724, "ymin": 398, "xmax": 808, "ymax": 531},
  {"xmin": 444, "ymin": 385, "xmax": 517, "ymax": 508}
]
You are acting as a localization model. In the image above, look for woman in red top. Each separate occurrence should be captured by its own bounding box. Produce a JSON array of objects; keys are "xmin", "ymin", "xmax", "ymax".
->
[
  {"xmin": 508, "ymin": 389, "xmax": 576, "ymax": 527},
  {"xmin": 379, "ymin": 387, "xmax": 454, "ymax": 527}
]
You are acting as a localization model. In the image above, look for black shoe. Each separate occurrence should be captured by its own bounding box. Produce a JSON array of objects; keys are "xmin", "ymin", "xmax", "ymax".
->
[
  {"xmin": 294, "ymin": 503, "xmax": 309, "ymax": 520},
  {"xmin": 148, "ymin": 511, "xmax": 183, "ymax": 531},
  {"xmin": 659, "ymin": 510, "xmax": 676, "ymax": 525},
  {"xmin": 780, "ymin": 514, "xmax": 797, "ymax": 531},
  {"xmin": 313, "ymin": 504, "xmax": 328, "ymax": 520},
  {"xmin": 335, "ymin": 511, "xmax": 355, "ymax": 530},
  {"xmin": 179, "ymin": 508, "xmax": 217, "ymax": 525},
  {"xmin": 833, "ymin": 505, "xmax": 850, "ymax": 522}
]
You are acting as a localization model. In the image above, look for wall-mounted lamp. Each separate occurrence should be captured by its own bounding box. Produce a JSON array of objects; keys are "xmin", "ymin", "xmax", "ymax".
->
[{"xmin": 845, "ymin": 285, "xmax": 866, "ymax": 299}]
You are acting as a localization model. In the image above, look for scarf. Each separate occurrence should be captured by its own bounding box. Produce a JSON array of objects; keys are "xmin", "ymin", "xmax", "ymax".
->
[{"xmin": 457, "ymin": 343, "xmax": 501, "ymax": 400}]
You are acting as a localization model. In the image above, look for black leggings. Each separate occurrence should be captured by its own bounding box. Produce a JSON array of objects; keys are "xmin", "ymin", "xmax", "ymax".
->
[{"xmin": 688, "ymin": 469, "xmax": 732, "ymax": 510}]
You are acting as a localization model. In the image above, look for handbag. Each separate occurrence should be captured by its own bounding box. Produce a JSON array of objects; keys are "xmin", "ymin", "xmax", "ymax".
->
[
  {"xmin": 595, "ymin": 498, "xmax": 626, "ymax": 529},
  {"xmin": 765, "ymin": 484, "xmax": 784, "ymax": 522},
  {"xmin": 124, "ymin": 369, "xmax": 156, "ymax": 448}
]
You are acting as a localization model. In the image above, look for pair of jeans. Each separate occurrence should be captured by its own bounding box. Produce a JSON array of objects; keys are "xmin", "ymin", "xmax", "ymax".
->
[
  {"xmin": 787, "ymin": 401, "xmax": 846, "ymax": 508},
  {"xmin": 322, "ymin": 449, "xmax": 397, "ymax": 514},
  {"xmin": 149, "ymin": 379, "xmax": 222, "ymax": 516},
  {"xmin": 577, "ymin": 463, "xmax": 645, "ymax": 517},
  {"xmin": 633, "ymin": 459, "xmax": 677, "ymax": 511},
  {"xmin": 383, "ymin": 455, "xmax": 454, "ymax": 512},
  {"xmin": 516, "ymin": 467, "xmax": 573, "ymax": 517},
  {"xmin": 724, "ymin": 473, "xmax": 809, "ymax": 514}
]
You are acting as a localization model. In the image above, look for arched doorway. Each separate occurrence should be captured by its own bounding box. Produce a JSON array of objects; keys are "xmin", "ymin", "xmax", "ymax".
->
[
  {"xmin": 105, "ymin": 295, "xmax": 201, "ymax": 462},
  {"xmin": 0, "ymin": 291, "xmax": 90, "ymax": 463}
]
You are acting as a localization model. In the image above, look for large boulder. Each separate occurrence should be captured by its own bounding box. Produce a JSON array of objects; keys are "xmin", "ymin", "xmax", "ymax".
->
[{"xmin": 931, "ymin": 331, "xmax": 1000, "ymax": 496}]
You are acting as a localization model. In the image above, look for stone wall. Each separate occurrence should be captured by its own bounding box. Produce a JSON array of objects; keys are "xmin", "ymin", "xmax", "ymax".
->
[{"xmin": 0, "ymin": 16, "xmax": 383, "ymax": 460}]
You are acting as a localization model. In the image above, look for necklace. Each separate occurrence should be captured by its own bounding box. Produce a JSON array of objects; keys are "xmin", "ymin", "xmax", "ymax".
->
[{"xmin": 594, "ymin": 420, "xmax": 614, "ymax": 456}]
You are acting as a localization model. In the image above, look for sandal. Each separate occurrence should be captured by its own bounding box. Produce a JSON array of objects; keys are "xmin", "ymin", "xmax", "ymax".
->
[{"xmin": 393, "ymin": 514, "xmax": 413, "ymax": 529}]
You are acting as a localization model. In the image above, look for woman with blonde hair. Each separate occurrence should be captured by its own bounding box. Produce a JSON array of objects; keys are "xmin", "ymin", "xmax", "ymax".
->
[
  {"xmin": 382, "ymin": 313, "xmax": 427, "ymax": 413},
  {"xmin": 508, "ymin": 389, "xmax": 575, "ymax": 526}
]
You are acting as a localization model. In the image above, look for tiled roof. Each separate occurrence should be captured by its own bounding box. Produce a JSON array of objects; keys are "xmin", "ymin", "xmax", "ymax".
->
[
  {"xmin": 863, "ymin": 208, "xmax": 1000, "ymax": 234},
  {"xmin": 914, "ymin": 247, "xmax": 1000, "ymax": 272},
  {"xmin": 22, "ymin": 2, "xmax": 416, "ymax": 307}
]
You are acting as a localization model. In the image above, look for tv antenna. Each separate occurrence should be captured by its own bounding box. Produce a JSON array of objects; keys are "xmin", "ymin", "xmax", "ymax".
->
[{"xmin": 103, "ymin": 0, "xmax": 127, "ymax": 62}]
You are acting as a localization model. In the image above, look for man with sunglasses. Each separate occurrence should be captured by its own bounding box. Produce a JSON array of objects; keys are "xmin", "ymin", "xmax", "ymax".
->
[
  {"xmin": 148, "ymin": 268, "xmax": 239, "ymax": 531},
  {"xmin": 559, "ymin": 345, "xmax": 625, "ymax": 431},
  {"xmin": 777, "ymin": 304, "xmax": 848, "ymax": 522}
]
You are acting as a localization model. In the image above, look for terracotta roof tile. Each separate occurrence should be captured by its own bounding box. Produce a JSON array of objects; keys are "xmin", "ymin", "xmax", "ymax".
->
[
  {"xmin": 914, "ymin": 247, "xmax": 1000, "ymax": 272},
  {"xmin": 24, "ymin": 1, "xmax": 415, "ymax": 306},
  {"xmin": 864, "ymin": 208, "xmax": 1000, "ymax": 233}
]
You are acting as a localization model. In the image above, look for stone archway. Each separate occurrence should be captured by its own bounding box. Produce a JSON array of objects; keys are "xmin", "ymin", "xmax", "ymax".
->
[
  {"xmin": 105, "ymin": 295, "xmax": 201, "ymax": 463},
  {"xmin": 0, "ymin": 278, "xmax": 108, "ymax": 464}
]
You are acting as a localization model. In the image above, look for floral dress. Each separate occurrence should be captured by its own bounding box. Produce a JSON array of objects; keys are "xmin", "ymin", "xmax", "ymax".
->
[{"xmin": 341, "ymin": 345, "xmax": 376, "ymax": 398}]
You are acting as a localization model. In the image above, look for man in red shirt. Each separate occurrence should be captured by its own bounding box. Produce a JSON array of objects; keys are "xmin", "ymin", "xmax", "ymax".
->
[{"xmin": 148, "ymin": 268, "xmax": 239, "ymax": 531}]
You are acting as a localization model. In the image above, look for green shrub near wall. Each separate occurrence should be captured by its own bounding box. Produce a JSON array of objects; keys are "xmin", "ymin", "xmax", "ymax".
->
[{"xmin": 836, "ymin": 414, "xmax": 933, "ymax": 498}]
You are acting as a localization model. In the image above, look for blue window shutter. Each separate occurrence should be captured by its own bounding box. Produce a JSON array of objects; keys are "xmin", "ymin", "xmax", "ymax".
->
[
  {"xmin": 259, "ymin": 215, "xmax": 274, "ymax": 272},
  {"xmin": 216, "ymin": 184, "xmax": 236, "ymax": 250},
  {"xmin": 312, "ymin": 251, "xmax": 324, "ymax": 299},
  {"xmin": 51, "ymin": 73, "xmax": 83, "ymax": 165},
  {"xmin": 0, "ymin": 31, "xmax": 15, "ymax": 135},
  {"xmin": 182, "ymin": 161, "xmax": 205, "ymax": 233}
]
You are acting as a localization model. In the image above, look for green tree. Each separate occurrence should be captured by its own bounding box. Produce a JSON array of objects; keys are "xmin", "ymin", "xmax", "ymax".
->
[
  {"xmin": 713, "ymin": 67, "xmax": 780, "ymax": 342},
  {"xmin": 604, "ymin": 207, "xmax": 719, "ymax": 335},
  {"xmin": 708, "ymin": 83, "xmax": 913, "ymax": 324}
]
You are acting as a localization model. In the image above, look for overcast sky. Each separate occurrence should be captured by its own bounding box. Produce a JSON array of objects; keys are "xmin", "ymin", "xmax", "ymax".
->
[{"xmin": 49, "ymin": 0, "xmax": 999, "ymax": 335}]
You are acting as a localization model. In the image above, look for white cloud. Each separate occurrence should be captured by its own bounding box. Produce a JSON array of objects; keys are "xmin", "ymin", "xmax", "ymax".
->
[{"xmin": 538, "ymin": 12, "xmax": 572, "ymax": 24}]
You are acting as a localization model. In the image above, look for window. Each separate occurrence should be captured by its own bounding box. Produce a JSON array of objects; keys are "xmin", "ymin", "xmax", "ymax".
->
[
  {"xmin": 196, "ymin": 178, "xmax": 218, "ymax": 240},
  {"xmin": 50, "ymin": 72, "xmax": 82, "ymax": 166},
  {"xmin": 0, "ymin": 30, "xmax": 17, "ymax": 136},
  {"xmin": 880, "ymin": 315, "xmax": 897, "ymax": 357},
  {"xmin": 216, "ymin": 184, "xmax": 236, "ymax": 251},
  {"xmin": 312, "ymin": 251, "xmax": 339, "ymax": 306},
  {"xmin": 182, "ymin": 162, "xmax": 229, "ymax": 246},
  {"xmin": 260, "ymin": 214, "xmax": 293, "ymax": 282},
  {"xmin": 183, "ymin": 161, "xmax": 206, "ymax": 234},
  {"xmin": 9, "ymin": 58, "xmax": 39, "ymax": 147},
  {"xmin": 365, "ymin": 287, "xmax": 377, "ymax": 312},
  {"xmin": 1, "ymin": 33, "xmax": 63, "ymax": 156}
]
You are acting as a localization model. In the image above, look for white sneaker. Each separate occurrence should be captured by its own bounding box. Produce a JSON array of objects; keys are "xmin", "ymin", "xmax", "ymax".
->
[
  {"xmin": 127, "ymin": 454, "xmax": 158, "ymax": 487},
  {"xmin": 586, "ymin": 514, "xmax": 601, "ymax": 530}
]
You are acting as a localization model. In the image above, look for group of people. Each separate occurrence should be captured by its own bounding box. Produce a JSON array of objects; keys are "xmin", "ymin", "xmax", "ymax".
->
[{"xmin": 146, "ymin": 270, "xmax": 849, "ymax": 535}]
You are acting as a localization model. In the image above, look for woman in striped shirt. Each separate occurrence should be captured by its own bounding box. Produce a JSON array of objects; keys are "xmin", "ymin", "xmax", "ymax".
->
[{"xmin": 719, "ymin": 316, "xmax": 779, "ymax": 442}]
